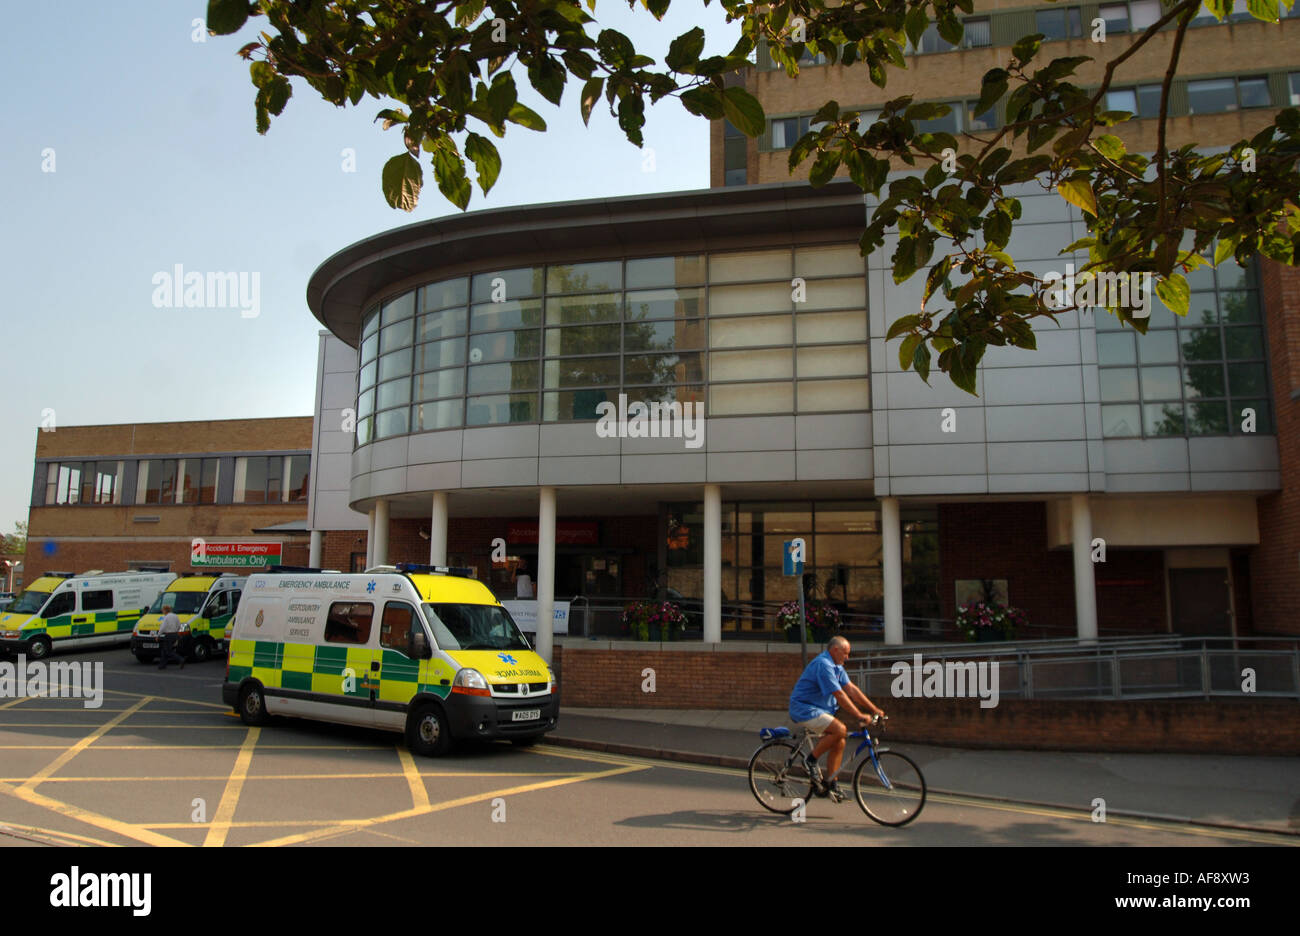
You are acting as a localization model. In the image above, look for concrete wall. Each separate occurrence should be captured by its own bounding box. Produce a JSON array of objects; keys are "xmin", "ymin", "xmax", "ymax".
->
[{"xmin": 310, "ymin": 332, "xmax": 369, "ymax": 532}]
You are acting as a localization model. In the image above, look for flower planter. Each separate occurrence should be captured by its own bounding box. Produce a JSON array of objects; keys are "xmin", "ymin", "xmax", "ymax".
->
[
  {"xmin": 811, "ymin": 625, "xmax": 830, "ymax": 643},
  {"xmin": 975, "ymin": 628, "xmax": 1003, "ymax": 642},
  {"xmin": 785, "ymin": 628, "xmax": 802, "ymax": 643},
  {"xmin": 648, "ymin": 623, "xmax": 662, "ymax": 642}
]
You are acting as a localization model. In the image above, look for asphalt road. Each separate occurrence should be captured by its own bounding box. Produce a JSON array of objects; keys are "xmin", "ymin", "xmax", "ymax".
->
[{"xmin": 0, "ymin": 648, "xmax": 1290, "ymax": 847}]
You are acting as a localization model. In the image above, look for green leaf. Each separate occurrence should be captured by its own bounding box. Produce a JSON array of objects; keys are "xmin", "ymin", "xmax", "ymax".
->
[
  {"xmin": 596, "ymin": 29, "xmax": 636, "ymax": 69},
  {"xmin": 666, "ymin": 27, "xmax": 706, "ymax": 71},
  {"xmin": 506, "ymin": 102, "xmax": 547, "ymax": 131},
  {"xmin": 913, "ymin": 342, "xmax": 932, "ymax": 383},
  {"xmin": 809, "ymin": 150, "xmax": 843, "ymax": 186},
  {"xmin": 680, "ymin": 86, "xmax": 725, "ymax": 119},
  {"xmin": 250, "ymin": 61, "xmax": 275, "ymax": 89},
  {"xmin": 464, "ymin": 133, "xmax": 502, "ymax": 194},
  {"xmin": 893, "ymin": 236, "xmax": 919, "ymax": 283},
  {"xmin": 887, "ymin": 314, "xmax": 922, "ymax": 341},
  {"xmin": 1214, "ymin": 235, "xmax": 1242, "ymax": 266},
  {"xmin": 382, "ymin": 153, "xmax": 423, "ymax": 212},
  {"xmin": 580, "ymin": 76, "xmax": 604, "ymax": 125},
  {"xmin": 1093, "ymin": 134, "xmax": 1127, "ymax": 161},
  {"xmin": 722, "ymin": 85, "xmax": 765, "ymax": 137},
  {"xmin": 206, "ymin": 0, "xmax": 248, "ymax": 35},
  {"xmin": 1058, "ymin": 176, "xmax": 1099, "ymax": 217},
  {"xmin": 949, "ymin": 346, "xmax": 979, "ymax": 395},
  {"xmin": 974, "ymin": 69, "xmax": 1008, "ymax": 118},
  {"xmin": 1011, "ymin": 34, "xmax": 1043, "ymax": 66},
  {"xmin": 528, "ymin": 57, "xmax": 567, "ymax": 106},
  {"xmin": 924, "ymin": 257, "xmax": 952, "ymax": 304},
  {"xmin": 904, "ymin": 6, "xmax": 929, "ymax": 48},
  {"xmin": 985, "ymin": 212, "xmax": 1012, "ymax": 249},
  {"xmin": 1155, "ymin": 273, "xmax": 1190, "ymax": 317},
  {"xmin": 899, "ymin": 333, "xmax": 923, "ymax": 371},
  {"xmin": 937, "ymin": 11, "xmax": 964, "ymax": 46},
  {"xmin": 996, "ymin": 155, "xmax": 1052, "ymax": 184},
  {"xmin": 1247, "ymin": 0, "xmax": 1280, "ymax": 21}
]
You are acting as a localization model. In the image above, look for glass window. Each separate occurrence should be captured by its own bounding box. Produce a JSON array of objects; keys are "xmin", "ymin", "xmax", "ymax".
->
[
  {"xmin": 375, "ymin": 407, "xmax": 410, "ymax": 439},
  {"xmin": 140, "ymin": 459, "xmax": 178, "ymax": 505},
  {"xmin": 547, "ymin": 261, "xmax": 622, "ymax": 295},
  {"xmin": 545, "ymin": 324, "xmax": 621, "ymax": 356},
  {"xmin": 709, "ymin": 282, "xmax": 792, "ymax": 316},
  {"xmin": 1224, "ymin": 327, "xmax": 1264, "ymax": 359},
  {"xmin": 710, "ymin": 382, "xmax": 793, "ymax": 415},
  {"xmin": 1097, "ymin": 332, "xmax": 1136, "ymax": 365},
  {"xmin": 541, "ymin": 357, "xmax": 619, "ymax": 389},
  {"xmin": 1099, "ymin": 3, "xmax": 1130, "ymax": 33},
  {"xmin": 180, "ymin": 459, "xmax": 201, "ymax": 505},
  {"xmin": 1228, "ymin": 363, "xmax": 1269, "ymax": 396},
  {"xmin": 359, "ymin": 360, "xmax": 377, "ymax": 391},
  {"xmin": 711, "ymin": 315, "xmax": 793, "ymax": 348},
  {"xmin": 414, "ymin": 368, "xmax": 464, "ymax": 401},
  {"xmin": 963, "ymin": 16, "xmax": 992, "ymax": 47},
  {"xmin": 794, "ymin": 246, "xmax": 862, "ymax": 278},
  {"xmin": 712, "ymin": 348, "xmax": 792, "ymax": 381},
  {"xmin": 470, "ymin": 361, "xmax": 541, "ymax": 394},
  {"xmin": 1099, "ymin": 368, "xmax": 1139, "ymax": 402},
  {"xmin": 418, "ymin": 307, "xmax": 467, "ymax": 341},
  {"xmin": 1101, "ymin": 404, "xmax": 1141, "ymax": 437},
  {"xmin": 382, "ymin": 291, "xmax": 416, "ymax": 325},
  {"xmin": 710, "ymin": 249, "xmax": 792, "ymax": 284},
  {"xmin": 724, "ymin": 168, "xmax": 747, "ymax": 187},
  {"xmin": 917, "ymin": 23, "xmax": 956, "ymax": 53},
  {"xmin": 796, "ymin": 310, "xmax": 868, "ymax": 344},
  {"xmin": 1129, "ymin": 0, "xmax": 1161, "ymax": 30},
  {"xmin": 94, "ymin": 461, "xmax": 122, "ymax": 505},
  {"xmin": 375, "ymin": 377, "xmax": 410, "ymax": 411},
  {"xmin": 543, "ymin": 389, "xmax": 616, "ymax": 421},
  {"xmin": 360, "ymin": 332, "xmax": 379, "ymax": 365},
  {"xmin": 466, "ymin": 393, "xmax": 538, "ymax": 426},
  {"xmin": 1036, "ymin": 8, "xmax": 1083, "ymax": 40},
  {"xmin": 286, "ymin": 455, "xmax": 309, "ymax": 504},
  {"xmin": 1183, "ymin": 364, "xmax": 1225, "ymax": 398},
  {"xmin": 625, "ymin": 352, "xmax": 705, "ymax": 385},
  {"xmin": 1136, "ymin": 330, "xmax": 1179, "ymax": 364},
  {"xmin": 468, "ymin": 330, "xmax": 539, "ymax": 363},
  {"xmin": 797, "ymin": 346, "xmax": 868, "ymax": 378},
  {"xmin": 471, "ymin": 268, "xmax": 544, "ymax": 303},
  {"xmin": 378, "ymin": 348, "xmax": 413, "ymax": 381},
  {"xmin": 1136, "ymin": 84, "xmax": 1163, "ymax": 119},
  {"xmin": 361, "ymin": 308, "xmax": 380, "ymax": 340},
  {"xmin": 966, "ymin": 100, "xmax": 998, "ymax": 131},
  {"xmin": 380, "ymin": 320, "xmax": 413, "ymax": 353},
  {"xmin": 81, "ymin": 590, "xmax": 113, "ymax": 612},
  {"xmin": 1188, "ymin": 400, "xmax": 1229, "ymax": 434},
  {"xmin": 422, "ymin": 278, "xmax": 468, "ymax": 312},
  {"xmin": 799, "ymin": 277, "xmax": 866, "ymax": 311},
  {"xmin": 1238, "ymin": 77, "xmax": 1271, "ymax": 108},
  {"xmin": 623, "ymin": 320, "xmax": 705, "ymax": 353},
  {"xmin": 43, "ymin": 592, "xmax": 75, "ymax": 619},
  {"xmin": 915, "ymin": 105, "xmax": 960, "ymax": 135},
  {"xmin": 470, "ymin": 298, "xmax": 543, "ymax": 332},
  {"xmin": 625, "ymin": 288, "xmax": 703, "ymax": 320},
  {"xmin": 358, "ymin": 388, "xmax": 375, "ymax": 420},
  {"xmin": 379, "ymin": 602, "xmax": 418, "ymax": 653},
  {"xmin": 357, "ymin": 417, "xmax": 373, "ymax": 446},
  {"xmin": 234, "ymin": 457, "xmax": 266, "ymax": 504},
  {"xmin": 413, "ymin": 400, "xmax": 462, "ymax": 431},
  {"xmin": 798, "ymin": 378, "xmax": 870, "ymax": 411},
  {"xmin": 546, "ymin": 294, "xmax": 622, "ymax": 326},
  {"xmin": 1188, "ymin": 78, "xmax": 1239, "ymax": 114},
  {"xmin": 626, "ymin": 256, "xmax": 706, "ymax": 289},
  {"xmin": 1106, "ymin": 88, "xmax": 1138, "ymax": 114},
  {"xmin": 1141, "ymin": 366, "xmax": 1182, "ymax": 400},
  {"xmin": 1291, "ymin": 73, "xmax": 1300, "ymax": 107},
  {"xmin": 325, "ymin": 601, "xmax": 373, "ymax": 644},
  {"xmin": 420, "ymin": 337, "xmax": 467, "ymax": 371}
]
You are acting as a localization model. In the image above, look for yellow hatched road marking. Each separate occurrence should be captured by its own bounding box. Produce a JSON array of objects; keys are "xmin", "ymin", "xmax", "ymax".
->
[
  {"xmin": 203, "ymin": 728, "xmax": 259, "ymax": 847},
  {"xmin": 397, "ymin": 746, "xmax": 429, "ymax": 810},
  {"xmin": 0, "ymin": 778, "xmax": 188, "ymax": 847},
  {"xmin": 0, "ymin": 771, "xmax": 580, "ymax": 783},
  {"xmin": 0, "ymin": 821, "xmax": 119, "ymax": 847},
  {"xmin": 20, "ymin": 698, "xmax": 150, "ymax": 792},
  {"xmin": 251, "ymin": 764, "xmax": 650, "ymax": 847},
  {"xmin": 0, "ymin": 695, "xmax": 33, "ymax": 710},
  {"xmin": 100, "ymin": 688, "xmax": 228, "ymax": 710}
]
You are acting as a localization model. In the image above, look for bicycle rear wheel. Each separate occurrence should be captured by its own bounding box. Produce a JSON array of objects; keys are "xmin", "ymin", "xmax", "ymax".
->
[
  {"xmin": 748, "ymin": 740, "xmax": 814, "ymax": 815},
  {"xmin": 853, "ymin": 751, "xmax": 926, "ymax": 826}
]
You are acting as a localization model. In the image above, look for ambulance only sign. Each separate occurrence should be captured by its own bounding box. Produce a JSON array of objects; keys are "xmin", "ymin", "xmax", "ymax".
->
[{"xmin": 192, "ymin": 540, "xmax": 282, "ymax": 567}]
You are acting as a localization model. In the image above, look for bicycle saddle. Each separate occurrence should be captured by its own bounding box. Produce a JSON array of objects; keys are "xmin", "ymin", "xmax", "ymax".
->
[{"xmin": 758, "ymin": 727, "xmax": 792, "ymax": 740}]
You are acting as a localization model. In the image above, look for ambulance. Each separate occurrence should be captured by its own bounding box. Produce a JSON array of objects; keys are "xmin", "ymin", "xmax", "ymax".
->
[
  {"xmin": 222, "ymin": 564, "xmax": 559, "ymax": 755},
  {"xmin": 0, "ymin": 570, "xmax": 177, "ymax": 660},
  {"xmin": 130, "ymin": 573, "xmax": 245, "ymax": 664}
]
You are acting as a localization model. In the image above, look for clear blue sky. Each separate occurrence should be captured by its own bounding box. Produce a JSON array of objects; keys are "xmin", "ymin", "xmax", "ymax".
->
[{"xmin": 0, "ymin": 0, "xmax": 739, "ymax": 533}]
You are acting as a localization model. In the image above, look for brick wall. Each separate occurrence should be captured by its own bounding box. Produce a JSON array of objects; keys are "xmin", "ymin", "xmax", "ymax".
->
[
  {"xmin": 554, "ymin": 645, "xmax": 1300, "ymax": 754},
  {"xmin": 21, "ymin": 538, "xmax": 310, "ymax": 580},
  {"xmin": 1251, "ymin": 259, "xmax": 1300, "ymax": 635},
  {"xmin": 32, "ymin": 417, "xmax": 312, "ymax": 459}
]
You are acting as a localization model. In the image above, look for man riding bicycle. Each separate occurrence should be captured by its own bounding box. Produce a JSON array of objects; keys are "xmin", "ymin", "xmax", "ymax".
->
[{"xmin": 789, "ymin": 635, "xmax": 885, "ymax": 800}]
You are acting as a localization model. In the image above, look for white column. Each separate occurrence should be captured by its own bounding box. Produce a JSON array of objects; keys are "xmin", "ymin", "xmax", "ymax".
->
[
  {"xmin": 536, "ymin": 486, "xmax": 557, "ymax": 663},
  {"xmin": 429, "ymin": 492, "xmax": 448, "ymax": 566},
  {"xmin": 881, "ymin": 496, "xmax": 904, "ymax": 646},
  {"xmin": 1071, "ymin": 494, "xmax": 1099, "ymax": 642},
  {"xmin": 309, "ymin": 530, "xmax": 322, "ymax": 568},
  {"xmin": 373, "ymin": 499, "xmax": 390, "ymax": 567},
  {"xmin": 704, "ymin": 483, "xmax": 722, "ymax": 643},
  {"xmin": 365, "ymin": 508, "xmax": 375, "ymax": 569}
]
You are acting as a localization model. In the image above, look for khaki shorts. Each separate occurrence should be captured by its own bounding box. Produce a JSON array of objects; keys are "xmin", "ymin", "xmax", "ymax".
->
[{"xmin": 793, "ymin": 711, "xmax": 836, "ymax": 734}]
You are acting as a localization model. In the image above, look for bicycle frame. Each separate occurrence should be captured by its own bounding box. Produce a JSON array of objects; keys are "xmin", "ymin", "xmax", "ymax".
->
[{"xmin": 788, "ymin": 726, "xmax": 893, "ymax": 788}]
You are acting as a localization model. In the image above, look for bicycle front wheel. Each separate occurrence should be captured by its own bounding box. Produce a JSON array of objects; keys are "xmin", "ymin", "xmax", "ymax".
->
[
  {"xmin": 853, "ymin": 751, "xmax": 926, "ymax": 826},
  {"xmin": 748, "ymin": 740, "xmax": 814, "ymax": 815}
]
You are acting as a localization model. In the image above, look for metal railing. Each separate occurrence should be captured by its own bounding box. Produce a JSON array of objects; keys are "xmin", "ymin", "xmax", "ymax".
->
[{"xmin": 846, "ymin": 635, "xmax": 1300, "ymax": 701}]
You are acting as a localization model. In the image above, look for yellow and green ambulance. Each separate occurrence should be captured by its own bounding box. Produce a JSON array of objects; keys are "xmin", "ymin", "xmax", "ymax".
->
[
  {"xmin": 0, "ymin": 571, "xmax": 176, "ymax": 660},
  {"xmin": 131, "ymin": 573, "xmax": 245, "ymax": 664},
  {"xmin": 222, "ymin": 564, "xmax": 558, "ymax": 755}
]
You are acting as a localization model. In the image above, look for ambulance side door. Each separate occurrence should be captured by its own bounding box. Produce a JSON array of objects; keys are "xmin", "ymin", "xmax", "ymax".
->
[{"xmin": 374, "ymin": 600, "xmax": 424, "ymax": 730}]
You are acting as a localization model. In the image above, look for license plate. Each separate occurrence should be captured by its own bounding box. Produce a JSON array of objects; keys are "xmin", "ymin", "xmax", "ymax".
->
[
  {"xmin": 511, "ymin": 709, "xmax": 540, "ymax": 722},
  {"xmin": 142, "ymin": 641, "xmax": 158, "ymax": 649}
]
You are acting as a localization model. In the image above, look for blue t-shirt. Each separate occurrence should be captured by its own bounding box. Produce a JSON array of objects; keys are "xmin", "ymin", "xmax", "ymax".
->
[{"xmin": 789, "ymin": 650, "xmax": 850, "ymax": 722}]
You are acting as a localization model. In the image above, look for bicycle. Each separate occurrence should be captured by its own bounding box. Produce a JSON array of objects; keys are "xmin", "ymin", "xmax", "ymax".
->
[{"xmin": 747, "ymin": 715, "xmax": 926, "ymax": 826}]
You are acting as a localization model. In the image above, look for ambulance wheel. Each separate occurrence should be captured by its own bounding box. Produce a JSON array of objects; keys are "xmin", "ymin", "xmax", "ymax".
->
[
  {"xmin": 407, "ymin": 704, "xmax": 452, "ymax": 757},
  {"xmin": 237, "ymin": 683, "xmax": 269, "ymax": 726},
  {"xmin": 27, "ymin": 636, "xmax": 51, "ymax": 661},
  {"xmin": 189, "ymin": 639, "xmax": 211, "ymax": 664}
]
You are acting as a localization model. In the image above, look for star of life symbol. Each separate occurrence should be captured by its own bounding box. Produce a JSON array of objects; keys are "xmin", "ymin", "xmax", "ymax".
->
[
  {"xmin": 498, "ymin": 653, "xmax": 518, "ymax": 665},
  {"xmin": 366, "ymin": 580, "xmax": 376, "ymax": 593}
]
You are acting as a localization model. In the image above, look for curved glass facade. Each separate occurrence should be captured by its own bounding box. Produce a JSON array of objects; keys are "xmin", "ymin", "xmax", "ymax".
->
[{"xmin": 355, "ymin": 245, "xmax": 869, "ymax": 446}]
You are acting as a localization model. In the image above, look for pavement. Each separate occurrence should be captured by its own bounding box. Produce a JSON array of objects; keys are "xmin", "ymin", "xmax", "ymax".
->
[{"xmin": 549, "ymin": 707, "xmax": 1300, "ymax": 836}]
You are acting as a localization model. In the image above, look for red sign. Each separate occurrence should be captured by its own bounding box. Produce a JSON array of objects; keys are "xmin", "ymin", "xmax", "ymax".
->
[
  {"xmin": 192, "ymin": 540, "xmax": 282, "ymax": 567},
  {"xmin": 506, "ymin": 522, "xmax": 600, "ymax": 546}
]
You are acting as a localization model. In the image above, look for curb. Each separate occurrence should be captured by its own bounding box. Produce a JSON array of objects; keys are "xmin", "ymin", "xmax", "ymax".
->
[{"xmin": 546, "ymin": 734, "xmax": 1300, "ymax": 838}]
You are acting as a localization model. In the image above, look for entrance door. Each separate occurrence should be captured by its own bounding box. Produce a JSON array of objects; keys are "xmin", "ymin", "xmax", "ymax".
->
[{"xmin": 1168, "ymin": 568, "xmax": 1232, "ymax": 636}]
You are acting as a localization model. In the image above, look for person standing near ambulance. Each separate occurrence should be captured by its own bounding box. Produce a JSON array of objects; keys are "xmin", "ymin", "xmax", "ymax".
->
[{"xmin": 157, "ymin": 604, "xmax": 186, "ymax": 670}]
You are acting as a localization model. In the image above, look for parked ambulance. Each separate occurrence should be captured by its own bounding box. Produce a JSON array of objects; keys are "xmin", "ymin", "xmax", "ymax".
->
[
  {"xmin": 0, "ymin": 570, "xmax": 177, "ymax": 660},
  {"xmin": 223, "ymin": 564, "xmax": 558, "ymax": 754},
  {"xmin": 131, "ymin": 573, "xmax": 245, "ymax": 664}
]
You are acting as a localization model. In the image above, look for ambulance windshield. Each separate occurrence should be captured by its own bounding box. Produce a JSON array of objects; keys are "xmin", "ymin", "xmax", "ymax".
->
[
  {"xmin": 148, "ymin": 591, "xmax": 207, "ymax": 615},
  {"xmin": 7, "ymin": 588, "xmax": 52, "ymax": 615},
  {"xmin": 422, "ymin": 603, "xmax": 532, "ymax": 652}
]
